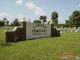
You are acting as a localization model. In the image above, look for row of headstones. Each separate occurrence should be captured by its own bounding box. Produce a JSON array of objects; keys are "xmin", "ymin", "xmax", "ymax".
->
[{"xmin": 60, "ymin": 27, "xmax": 80, "ymax": 34}]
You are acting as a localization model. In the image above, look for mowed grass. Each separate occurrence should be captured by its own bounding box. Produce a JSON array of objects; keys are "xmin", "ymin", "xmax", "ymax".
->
[
  {"xmin": 0, "ymin": 27, "xmax": 5, "ymax": 42},
  {"xmin": 0, "ymin": 28, "xmax": 80, "ymax": 60}
]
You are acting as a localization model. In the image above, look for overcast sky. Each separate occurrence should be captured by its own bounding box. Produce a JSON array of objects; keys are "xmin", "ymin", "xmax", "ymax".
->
[{"xmin": 0, "ymin": 0, "xmax": 80, "ymax": 23}]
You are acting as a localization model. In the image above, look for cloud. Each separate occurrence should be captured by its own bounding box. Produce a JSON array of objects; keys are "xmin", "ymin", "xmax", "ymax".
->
[
  {"xmin": 0, "ymin": 12, "xmax": 13, "ymax": 19},
  {"xmin": 25, "ymin": 1, "xmax": 45, "ymax": 16},
  {"xmin": 16, "ymin": 0, "xmax": 23, "ymax": 5},
  {"xmin": 58, "ymin": 16, "xmax": 66, "ymax": 23},
  {"xmin": 17, "ymin": 14, "xmax": 24, "ymax": 19},
  {"xmin": 0, "ymin": 12, "xmax": 9, "ymax": 17},
  {"xmin": 17, "ymin": 14, "xmax": 25, "ymax": 21},
  {"xmin": 0, "ymin": 12, "xmax": 27, "ymax": 22},
  {"xmin": 0, "ymin": 12, "xmax": 14, "ymax": 23},
  {"xmin": 78, "ymin": 4, "xmax": 80, "ymax": 7},
  {"xmin": 8, "ymin": 16, "xmax": 14, "ymax": 19}
]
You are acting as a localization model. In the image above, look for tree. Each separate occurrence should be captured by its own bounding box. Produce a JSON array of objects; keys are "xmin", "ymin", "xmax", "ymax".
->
[
  {"xmin": 2, "ymin": 18, "xmax": 10, "ymax": 26},
  {"xmin": 68, "ymin": 10, "xmax": 80, "ymax": 28},
  {"xmin": 33, "ymin": 20, "xmax": 41, "ymax": 23},
  {"xmin": 65, "ymin": 20, "xmax": 71, "ymax": 27},
  {"xmin": 3, "ymin": 18, "xmax": 7, "ymax": 22},
  {"xmin": 3, "ymin": 18, "xmax": 7, "ymax": 25},
  {"xmin": 6, "ymin": 21, "xmax": 9, "ymax": 26},
  {"xmin": 12, "ymin": 18, "xmax": 20, "ymax": 26},
  {"xmin": 58, "ymin": 24, "xmax": 66, "ymax": 28},
  {"xmin": 51, "ymin": 11, "xmax": 58, "ymax": 26},
  {"xmin": 40, "ymin": 16, "xmax": 47, "ymax": 23},
  {"xmin": 0, "ymin": 20, "xmax": 5, "ymax": 26},
  {"xmin": 0, "ymin": 18, "xmax": 10, "ymax": 26}
]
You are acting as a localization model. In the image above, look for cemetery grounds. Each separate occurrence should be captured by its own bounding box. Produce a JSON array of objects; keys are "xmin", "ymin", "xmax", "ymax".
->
[{"xmin": 0, "ymin": 27, "xmax": 80, "ymax": 60}]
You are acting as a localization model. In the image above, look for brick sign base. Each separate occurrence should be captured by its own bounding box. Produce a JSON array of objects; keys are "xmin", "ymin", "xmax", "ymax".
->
[{"xmin": 5, "ymin": 21, "xmax": 60, "ymax": 43}]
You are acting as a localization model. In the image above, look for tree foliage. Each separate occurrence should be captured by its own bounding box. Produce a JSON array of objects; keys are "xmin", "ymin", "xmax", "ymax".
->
[
  {"xmin": 3, "ymin": 18, "xmax": 7, "ymax": 22},
  {"xmin": 33, "ymin": 20, "xmax": 41, "ymax": 23},
  {"xmin": 12, "ymin": 18, "xmax": 20, "ymax": 26},
  {"xmin": 6, "ymin": 21, "xmax": 9, "ymax": 26},
  {"xmin": 40, "ymin": 16, "xmax": 47, "ymax": 23},
  {"xmin": 58, "ymin": 24, "xmax": 66, "ymax": 28},
  {"xmin": 0, "ymin": 18, "xmax": 9, "ymax": 26},
  {"xmin": 51, "ymin": 11, "xmax": 58, "ymax": 26},
  {"xmin": 66, "ymin": 10, "xmax": 80, "ymax": 28},
  {"xmin": 0, "ymin": 20, "xmax": 5, "ymax": 26}
]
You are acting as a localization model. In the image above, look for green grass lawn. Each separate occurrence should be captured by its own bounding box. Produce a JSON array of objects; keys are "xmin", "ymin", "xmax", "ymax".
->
[
  {"xmin": 0, "ymin": 27, "xmax": 5, "ymax": 42},
  {"xmin": 0, "ymin": 28, "xmax": 80, "ymax": 60}
]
